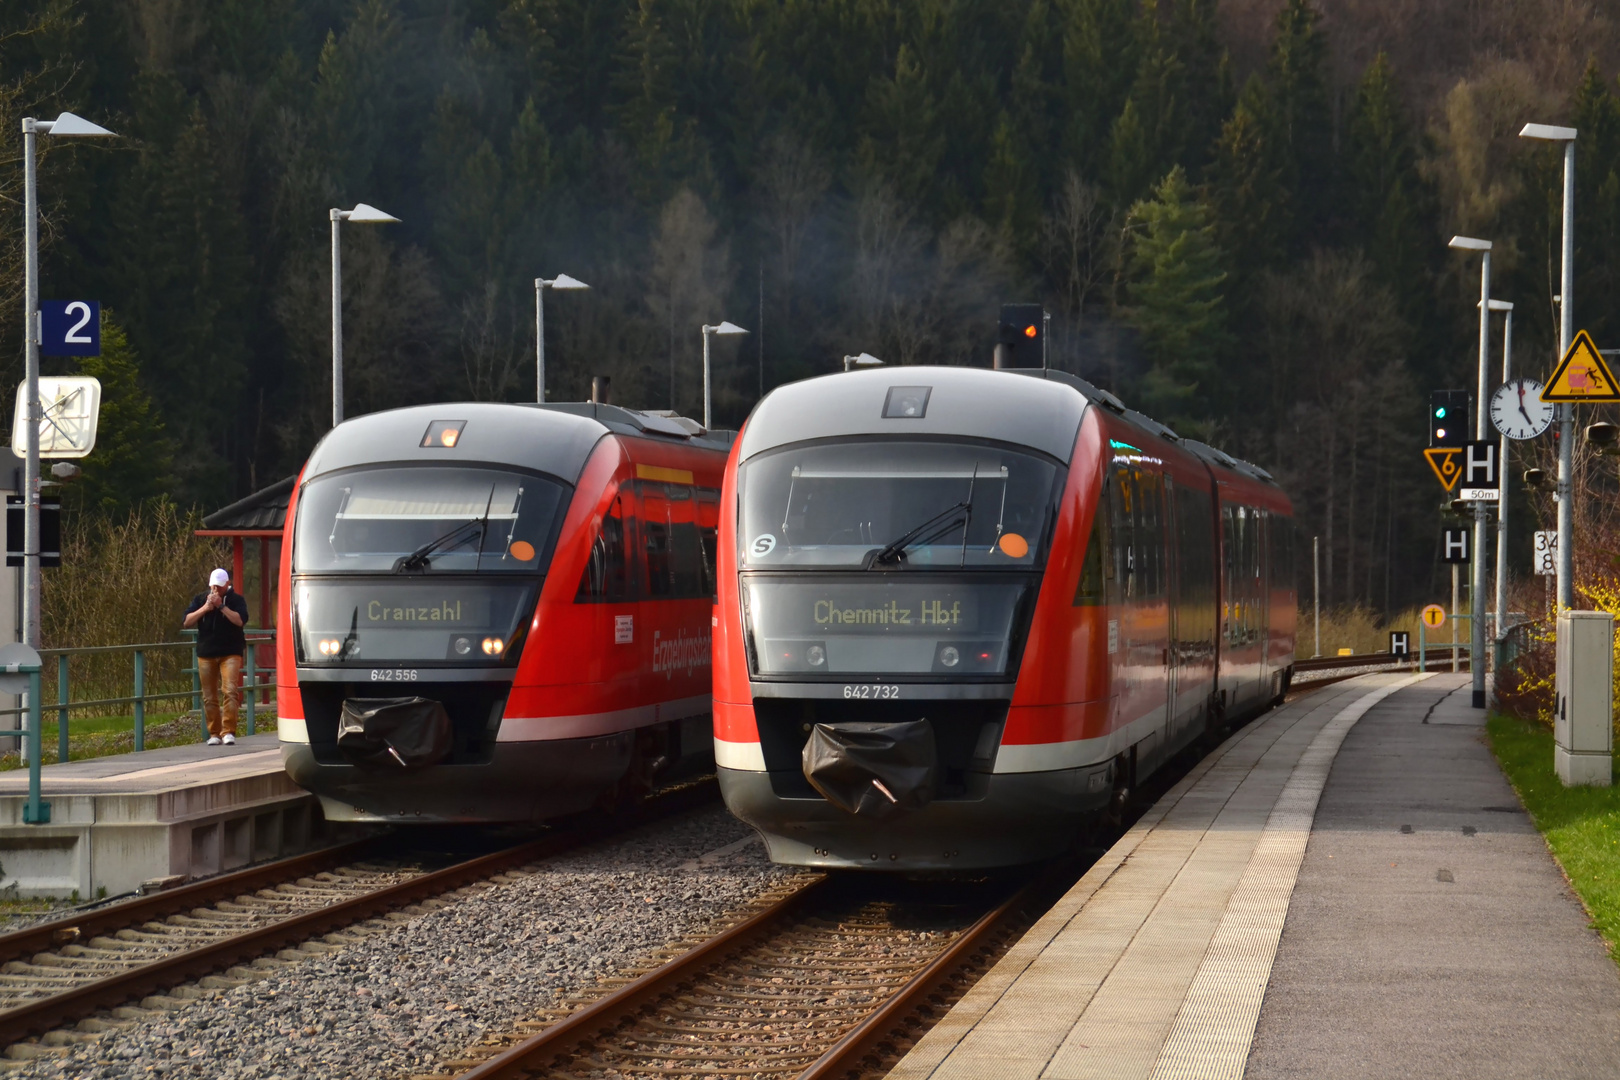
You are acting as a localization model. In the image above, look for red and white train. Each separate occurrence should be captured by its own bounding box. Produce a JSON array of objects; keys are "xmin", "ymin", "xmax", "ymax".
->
[
  {"xmin": 713, "ymin": 366, "xmax": 1295, "ymax": 870},
  {"xmin": 275, "ymin": 402, "xmax": 730, "ymax": 823}
]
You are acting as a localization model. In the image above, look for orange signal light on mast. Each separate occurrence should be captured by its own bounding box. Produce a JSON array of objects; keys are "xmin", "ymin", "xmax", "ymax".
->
[{"xmin": 1024, "ymin": 325, "xmax": 1037, "ymax": 338}]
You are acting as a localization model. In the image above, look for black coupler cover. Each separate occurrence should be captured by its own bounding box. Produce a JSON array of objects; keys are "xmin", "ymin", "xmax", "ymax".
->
[
  {"xmin": 801, "ymin": 719, "xmax": 937, "ymax": 819},
  {"xmin": 338, "ymin": 697, "xmax": 453, "ymax": 769}
]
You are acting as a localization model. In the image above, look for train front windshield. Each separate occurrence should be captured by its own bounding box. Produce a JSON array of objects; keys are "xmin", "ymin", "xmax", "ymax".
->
[
  {"xmin": 737, "ymin": 440, "xmax": 1062, "ymax": 679},
  {"xmin": 292, "ymin": 466, "xmax": 569, "ymax": 665}
]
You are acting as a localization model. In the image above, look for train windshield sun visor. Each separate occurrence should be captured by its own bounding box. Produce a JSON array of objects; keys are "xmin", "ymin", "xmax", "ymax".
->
[
  {"xmin": 739, "ymin": 440, "xmax": 1062, "ymax": 570},
  {"xmin": 293, "ymin": 466, "xmax": 569, "ymax": 574}
]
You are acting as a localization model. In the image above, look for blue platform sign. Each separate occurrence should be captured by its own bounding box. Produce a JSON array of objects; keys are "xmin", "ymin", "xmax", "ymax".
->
[{"xmin": 39, "ymin": 301, "xmax": 100, "ymax": 356}]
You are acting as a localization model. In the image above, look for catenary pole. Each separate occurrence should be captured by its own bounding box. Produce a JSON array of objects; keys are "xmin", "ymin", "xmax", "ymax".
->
[
  {"xmin": 1557, "ymin": 139, "xmax": 1575, "ymax": 610},
  {"xmin": 535, "ymin": 278, "xmax": 545, "ymax": 403},
  {"xmin": 1472, "ymin": 251, "xmax": 1490, "ymax": 708},
  {"xmin": 1495, "ymin": 305, "xmax": 1514, "ymax": 648},
  {"xmin": 330, "ymin": 209, "xmax": 343, "ymax": 428},
  {"xmin": 21, "ymin": 120, "xmax": 40, "ymax": 653}
]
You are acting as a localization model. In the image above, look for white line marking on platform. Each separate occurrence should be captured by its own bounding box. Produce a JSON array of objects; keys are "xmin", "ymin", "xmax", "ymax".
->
[
  {"xmin": 0, "ymin": 749, "xmax": 281, "ymax": 790},
  {"xmin": 1147, "ymin": 672, "xmax": 1432, "ymax": 1080}
]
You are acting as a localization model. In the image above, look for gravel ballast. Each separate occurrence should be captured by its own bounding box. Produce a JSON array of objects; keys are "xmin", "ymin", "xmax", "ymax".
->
[{"xmin": 8, "ymin": 804, "xmax": 791, "ymax": 1079}]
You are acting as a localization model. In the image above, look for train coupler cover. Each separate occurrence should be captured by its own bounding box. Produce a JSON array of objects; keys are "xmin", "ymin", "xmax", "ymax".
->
[
  {"xmin": 801, "ymin": 720, "xmax": 936, "ymax": 818},
  {"xmin": 338, "ymin": 697, "xmax": 453, "ymax": 769}
]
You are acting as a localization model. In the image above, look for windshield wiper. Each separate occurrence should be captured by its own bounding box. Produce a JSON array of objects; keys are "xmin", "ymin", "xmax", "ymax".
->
[
  {"xmin": 396, "ymin": 486, "xmax": 496, "ymax": 572},
  {"xmin": 867, "ymin": 501, "xmax": 971, "ymax": 568}
]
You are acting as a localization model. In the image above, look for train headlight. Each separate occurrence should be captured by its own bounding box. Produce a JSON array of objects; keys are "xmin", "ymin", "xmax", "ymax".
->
[
  {"xmin": 805, "ymin": 644, "xmax": 826, "ymax": 667},
  {"xmin": 317, "ymin": 638, "xmax": 341, "ymax": 656},
  {"xmin": 938, "ymin": 645, "xmax": 960, "ymax": 668},
  {"xmin": 481, "ymin": 637, "xmax": 505, "ymax": 656},
  {"xmin": 454, "ymin": 637, "xmax": 472, "ymax": 656}
]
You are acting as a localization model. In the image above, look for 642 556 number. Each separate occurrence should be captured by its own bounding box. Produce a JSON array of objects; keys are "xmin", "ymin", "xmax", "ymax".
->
[{"xmin": 843, "ymin": 684, "xmax": 900, "ymax": 699}]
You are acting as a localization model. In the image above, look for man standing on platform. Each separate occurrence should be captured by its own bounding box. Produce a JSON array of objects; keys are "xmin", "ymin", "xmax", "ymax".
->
[{"xmin": 182, "ymin": 568, "xmax": 250, "ymax": 747}]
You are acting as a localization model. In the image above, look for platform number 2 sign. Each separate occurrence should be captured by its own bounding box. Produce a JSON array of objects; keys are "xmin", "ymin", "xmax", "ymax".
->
[
  {"xmin": 1534, "ymin": 531, "xmax": 1557, "ymax": 576},
  {"xmin": 39, "ymin": 301, "xmax": 100, "ymax": 357}
]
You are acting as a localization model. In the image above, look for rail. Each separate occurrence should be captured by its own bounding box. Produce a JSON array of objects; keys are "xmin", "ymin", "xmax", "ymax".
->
[{"xmin": 0, "ymin": 632, "xmax": 276, "ymax": 773}]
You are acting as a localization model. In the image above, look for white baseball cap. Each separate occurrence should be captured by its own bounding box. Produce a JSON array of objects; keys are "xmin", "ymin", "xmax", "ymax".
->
[{"xmin": 209, "ymin": 568, "xmax": 230, "ymax": 587}]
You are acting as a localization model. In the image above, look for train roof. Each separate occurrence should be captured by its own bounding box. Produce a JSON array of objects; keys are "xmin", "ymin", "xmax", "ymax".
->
[
  {"xmin": 738, "ymin": 365, "xmax": 1277, "ymax": 485},
  {"xmin": 738, "ymin": 366, "xmax": 1090, "ymax": 464},
  {"xmin": 303, "ymin": 401, "xmax": 733, "ymax": 486}
]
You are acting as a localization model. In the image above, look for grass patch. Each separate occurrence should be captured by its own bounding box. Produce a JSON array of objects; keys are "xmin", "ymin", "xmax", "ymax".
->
[{"xmin": 1487, "ymin": 713, "xmax": 1620, "ymax": 957}]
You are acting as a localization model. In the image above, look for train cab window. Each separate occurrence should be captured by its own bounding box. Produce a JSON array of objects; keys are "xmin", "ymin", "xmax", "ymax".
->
[
  {"xmin": 293, "ymin": 465, "xmax": 567, "ymax": 574},
  {"xmin": 738, "ymin": 439, "xmax": 1062, "ymax": 569},
  {"xmin": 1111, "ymin": 468, "xmax": 1136, "ymax": 597},
  {"xmin": 576, "ymin": 493, "xmax": 633, "ymax": 602}
]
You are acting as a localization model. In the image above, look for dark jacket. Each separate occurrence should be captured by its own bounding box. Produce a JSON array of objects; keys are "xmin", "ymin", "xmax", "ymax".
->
[{"xmin": 186, "ymin": 592, "xmax": 250, "ymax": 658}]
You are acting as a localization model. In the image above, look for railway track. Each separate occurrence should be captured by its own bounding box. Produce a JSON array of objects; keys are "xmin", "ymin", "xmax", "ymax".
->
[
  {"xmin": 0, "ymin": 780, "xmax": 718, "ymax": 1055},
  {"xmin": 431, "ymin": 868, "xmax": 1062, "ymax": 1080},
  {"xmin": 1287, "ymin": 647, "xmax": 1467, "ymax": 701}
]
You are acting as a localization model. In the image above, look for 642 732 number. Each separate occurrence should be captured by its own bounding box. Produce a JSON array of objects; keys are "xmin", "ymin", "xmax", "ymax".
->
[{"xmin": 843, "ymin": 684, "xmax": 900, "ymax": 699}]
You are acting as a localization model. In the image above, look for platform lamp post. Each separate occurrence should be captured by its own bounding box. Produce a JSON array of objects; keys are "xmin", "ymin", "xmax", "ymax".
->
[
  {"xmin": 701, "ymin": 321, "xmax": 749, "ymax": 429},
  {"xmin": 1519, "ymin": 124, "xmax": 1577, "ymax": 610},
  {"xmin": 330, "ymin": 203, "xmax": 400, "ymax": 428},
  {"xmin": 1482, "ymin": 299, "xmax": 1514, "ymax": 648},
  {"xmin": 21, "ymin": 112, "xmax": 116, "ymax": 654},
  {"xmin": 535, "ymin": 274, "xmax": 590, "ymax": 403},
  {"xmin": 1450, "ymin": 235, "xmax": 1492, "ymax": 709}
]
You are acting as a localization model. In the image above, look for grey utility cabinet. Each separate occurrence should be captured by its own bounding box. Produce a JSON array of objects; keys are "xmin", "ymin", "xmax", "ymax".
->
[{"xmin": 1555, "ymin": 609, "xmax": 1613, "ymax": 787}]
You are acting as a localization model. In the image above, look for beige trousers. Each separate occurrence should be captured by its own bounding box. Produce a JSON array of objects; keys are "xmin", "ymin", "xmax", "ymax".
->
[{"xmin": 198, "ymin": 655, "xmax": 243, "ymax": 738}]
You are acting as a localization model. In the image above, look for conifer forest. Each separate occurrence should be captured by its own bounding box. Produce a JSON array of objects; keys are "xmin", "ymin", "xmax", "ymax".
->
[{"xmin": 4, "ymin": 0, "xmax": 1620, "ymax": 614}]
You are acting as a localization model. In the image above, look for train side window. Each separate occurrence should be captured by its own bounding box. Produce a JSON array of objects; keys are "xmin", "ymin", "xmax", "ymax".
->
[
  {"xmin": 666, "ymin": 484, "xmax": 705, "ymax": 599},
  {"xmin": 1113, "ymin": 468, "xmax": 1136, "ymax": 599},
  {"xmin": 696, "ymin": 488, "xmax": 720, "ymax": 599},
  {"xmin": 1074, "ymin": 481, "xmax": 1111, "ymax": 606},
  {"xmin": 576, "ymin": 492, "xmax": 631, "ymax": 603},
  {"xmin": 639, "ymin": 482, "xmax": 677, "ymax": 598},
  {"xmin": 1139, "ymin": 471, "xmax": 1163, "ymax": 598}
]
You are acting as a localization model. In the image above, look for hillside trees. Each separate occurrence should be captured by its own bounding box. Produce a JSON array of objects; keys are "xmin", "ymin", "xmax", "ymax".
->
[{"xmin": 1, "ymin": 0, "xmax": 1614, "ymax": 613}]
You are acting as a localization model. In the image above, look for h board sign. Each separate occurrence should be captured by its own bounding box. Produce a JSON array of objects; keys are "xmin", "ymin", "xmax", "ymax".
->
[
  {"xmin": 1459, "ymin": 441, "xmax": 1499, "ymax": 501},
  {"xmin": 1390, "ymin": 631, "xmax": 1410, "ymax": 657},
  {"xmin": 1443, "ymin": 527, "xmax": 1471, "ymax": 564}
]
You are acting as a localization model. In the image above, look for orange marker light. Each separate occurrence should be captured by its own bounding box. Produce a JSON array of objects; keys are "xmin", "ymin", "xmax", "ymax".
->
[
  {"xmin": 509, "ymin": 540, "xmax": 536, "ymax": 561},
  {"xmin": 998, "ymin": 533, "xmax": 1030, "ymax": 558},
  {"xmin": 1024, "ymin": 325, "xmax": 1037, "ymax": 338},
  {"xmin": 440, "ymin": 429, "xmax": 458, "ymax": 447}
]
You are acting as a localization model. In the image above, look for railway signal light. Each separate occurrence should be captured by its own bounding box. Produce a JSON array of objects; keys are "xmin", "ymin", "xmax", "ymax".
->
[
  {"xmin": 1430, "ymin": 390, "xmax": 1468, "ymax": 447},
  {"xmin": 997, "ymin": 304, "xmax": 1046, "ymax": 369}
]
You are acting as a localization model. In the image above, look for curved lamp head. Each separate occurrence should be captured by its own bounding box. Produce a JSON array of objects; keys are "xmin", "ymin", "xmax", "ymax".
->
[
  {"xmin": 338, "ymin": 203, "xmax": 401, "ymax": 224},
  {"xmin": 704, "ymin": 321, "xmax": 749, "ymax": 336},
  {"xmin": 549, "ymin": 273, "xmax": 590, "ymax": 290},
  {"xmin": 42, "ymin": 112, "xmax": 116, "ymax": 138},
  {"xmin": 1448, "ymin": 236, "xmax": 1492, "ymax": 252},
  {"xmin": 1520, "ymin": 123, "xmax": 1577, "ymax": 142}
]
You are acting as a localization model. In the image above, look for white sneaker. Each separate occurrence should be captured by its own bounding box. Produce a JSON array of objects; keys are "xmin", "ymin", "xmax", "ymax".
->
[
  {"xmin": 222, "ymin": 734, "xmax": 236, "ymax": 746},
  {"xmin": 206, "ymin": 736, "xmax": 222, "ymax": 746}
]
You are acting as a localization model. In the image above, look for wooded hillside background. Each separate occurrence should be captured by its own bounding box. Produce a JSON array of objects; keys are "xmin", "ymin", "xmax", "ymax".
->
[{"xmin": 4, "ymin": 0, "xmax": 1620, "ymax": 614}]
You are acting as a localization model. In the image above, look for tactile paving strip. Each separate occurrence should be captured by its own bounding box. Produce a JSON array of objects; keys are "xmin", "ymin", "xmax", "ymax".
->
[{"xmin": 1148, "ymin": 673, "xmax": 1430, "ymax": 1080}]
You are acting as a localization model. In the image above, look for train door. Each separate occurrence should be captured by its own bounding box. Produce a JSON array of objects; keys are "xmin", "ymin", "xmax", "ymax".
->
[
  {"xmin": 1163, "ymin": 475, "xmax": 1181, "ymax": 749},
  {"xmin": 1172, "ymin": 482, "xmax": 1216, "ymax": 745}
]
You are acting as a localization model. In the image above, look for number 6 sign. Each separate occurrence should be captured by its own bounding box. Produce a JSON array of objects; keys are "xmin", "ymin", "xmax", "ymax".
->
[{"xmin": 39, "ymin": 300, "xmax": 100, "ymax": 356}]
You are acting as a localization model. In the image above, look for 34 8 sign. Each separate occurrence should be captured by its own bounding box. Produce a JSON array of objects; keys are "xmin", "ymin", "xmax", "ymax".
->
[{"xmin": 1534, "ymin": 530, "xmax": 1557, "ymax": 576}]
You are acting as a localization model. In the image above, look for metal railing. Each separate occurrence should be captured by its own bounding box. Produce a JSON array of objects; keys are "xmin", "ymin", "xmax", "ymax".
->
[
  {"xmin": 1418, "ymin": 616, "xmax": 1473, "ymax": 673},
  {"xmin": 0, "ymin": 632, "xmax": 276, "ymax": 766}
]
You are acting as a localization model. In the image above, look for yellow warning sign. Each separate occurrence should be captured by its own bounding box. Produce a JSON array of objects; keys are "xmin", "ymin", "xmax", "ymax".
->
[
  {"xmin": 1423, "ymin": 447, "xmax": 1463, "ymax": 491},
  {"xmin": 1541, "ymin": 329, "xmax": 1620, "ymax": 401},
  {"xmin": 1421, "ymin": 604, "xmax": 1446, "ymax": 629}
]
